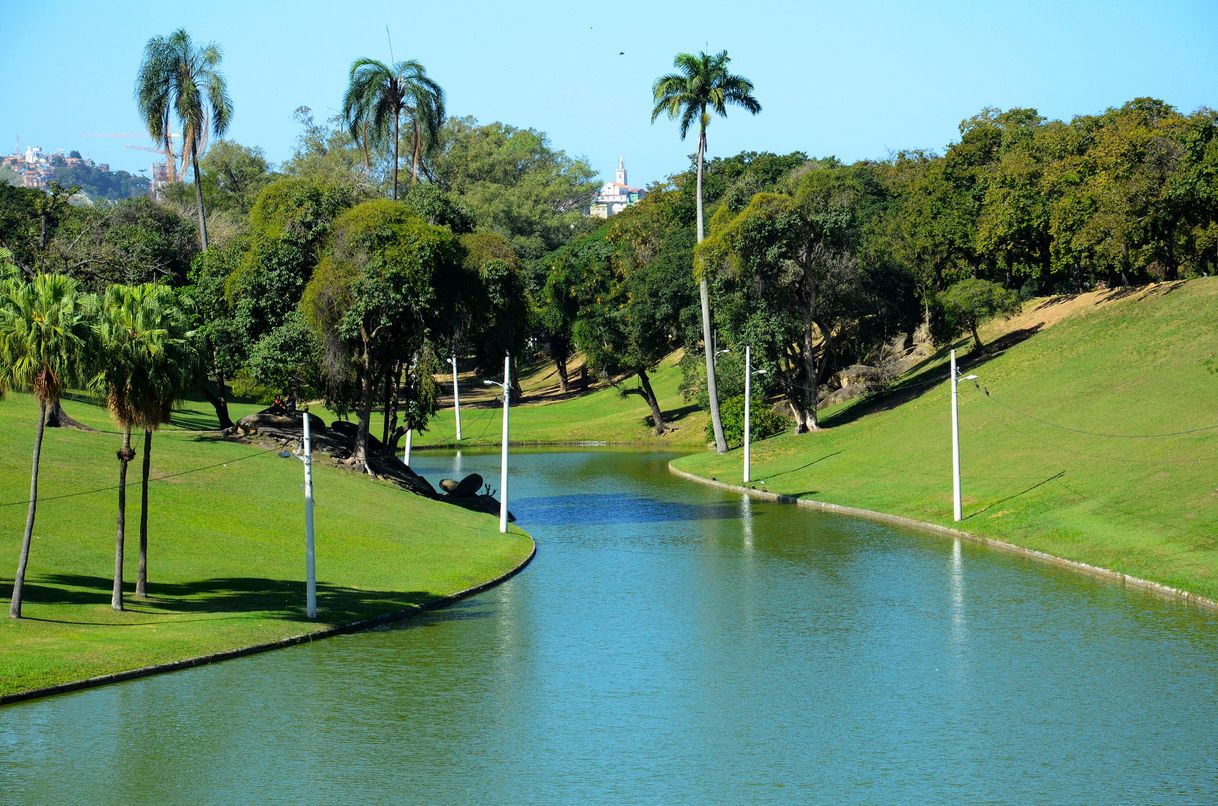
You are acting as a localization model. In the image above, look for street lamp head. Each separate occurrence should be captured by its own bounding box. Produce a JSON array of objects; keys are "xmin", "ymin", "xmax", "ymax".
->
[
  {"xmin": 716, "ymin": 348, "xmax": 730, "ymax": 356},
  {"xmin": 963, "ymin": 374, "xmax": 978, "ymax": 381}
]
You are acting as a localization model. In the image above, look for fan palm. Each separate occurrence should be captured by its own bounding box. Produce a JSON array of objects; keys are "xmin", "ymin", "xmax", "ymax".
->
[
  {"xmin": 342, "ymin": 58, "xmax": 445, "ymax": 200},
  {"xmin": 136, "ymin": 290, "xmax": 195, "ymax": 598},
  {"xmin": 136, "ymin": 28, "xmax": 232, "ymax": 250},
  {"xmin": 96, "ymin": 284, "xmax": 185, "ymax": 611},
  {"xmin": 652, "ymin": 50, "xmax": 761, "ymax": 454},
  {"xmin": 0, "ymin": 275, "xmax": 96, "ymax": 619}
]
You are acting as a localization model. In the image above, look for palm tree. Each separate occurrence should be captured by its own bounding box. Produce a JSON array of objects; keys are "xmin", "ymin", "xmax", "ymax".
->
[
  {"xmin": 96, "ymin": 284, "xmax": 180, "ymax": 611},
  {"xmin": 652, "ymin": 51, "xmax": 761, "ymax": 454},
  {"xmin": 136, "ymin": 28, "xmax": 232, "ymax": 251},
  {"xmin": 0, "ymin": 275, "xmax": 95, "ymax": 619},
  {"xmin": 135, "ymin": 290, "xmax": 195, "ymax": 598},
  {"xmin": 342, "ymin": 58, "xmax": 445, "ymax": 200}
]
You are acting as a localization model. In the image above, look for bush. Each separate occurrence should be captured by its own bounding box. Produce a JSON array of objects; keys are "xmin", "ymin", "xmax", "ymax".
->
[{"xmin": 707, "ymin": 395, "xmax": 789, "ymax": 448}]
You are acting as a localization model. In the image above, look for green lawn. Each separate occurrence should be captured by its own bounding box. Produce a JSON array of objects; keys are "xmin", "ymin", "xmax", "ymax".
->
[
  {"xmin": 0, "ymin": 391, "xmax": 533, "ymax": 699},
  {"xmin": 674, "ymin": 278, "xmax": 1218, "ymax": 601},
  {"xmin": 415, "ymin": 351, "xmax": 711, "ymax": 449}
]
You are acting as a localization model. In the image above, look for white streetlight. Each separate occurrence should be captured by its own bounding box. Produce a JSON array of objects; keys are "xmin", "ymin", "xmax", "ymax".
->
[
  {"xmin": 402, "ymin": 427, "xmax": 413, "ymax": 466},
  {"xmin": 299, "ymin": 411, "xmax": 317, "ymax": 619},
  {"xmin": 950, "ymin": 348, "xmax": 978, "ymax": 522},
  {"xmin": 743, "ymin": 345, "xmax": 767, "ymax": 484},
  {"xmin": 483, "ymin": 353, "xmax": 511, "ymax": 533},
  {"xmin": 451, "ymin": 355, "xmax": 462, "ymax": 441}
]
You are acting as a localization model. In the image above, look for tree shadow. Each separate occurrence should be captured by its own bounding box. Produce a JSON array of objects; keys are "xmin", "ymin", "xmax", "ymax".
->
[
  {"xmin": 757, "ymin": 450, "xmax": 844, "ymax": 483},
  {"xmin": 22, "ymin": 573, "xmax": 438, "ymax": 625},
  {"xmin": 964, "ymin": 471, "xmax": 1066, "ymax": 520}
]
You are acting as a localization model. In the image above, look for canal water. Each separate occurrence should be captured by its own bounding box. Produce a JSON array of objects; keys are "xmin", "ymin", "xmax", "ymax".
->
[{"xmin": 2, "ymin": 450, "xmax": 1217, "ymax": 803}]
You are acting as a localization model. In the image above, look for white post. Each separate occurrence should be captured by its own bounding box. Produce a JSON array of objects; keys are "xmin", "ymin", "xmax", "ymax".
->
[
  {"xmin": 403, "ymin": 428, "xmax": 413, "ymax": 466},
  {"xmin": 302, "ymin": 412, "xmax": 317, "ymax": 619},
  {"xmin": 744, "ymin": 344, "xmax": 752, "ymax": 484},
  {"xmin": 451, "ymin": 355, "xmax": 462, "ymax": 441},
  {"xmin": 499, "ymin": 354, "xmax": 510, "ymax": 534},
  {"xmin": 951, "ymin": 349, "xmax": 962, "ymax": 522}
]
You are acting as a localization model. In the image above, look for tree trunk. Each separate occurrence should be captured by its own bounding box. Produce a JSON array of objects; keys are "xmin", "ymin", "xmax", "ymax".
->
[
  {"xmin": 386, "ymin": 360, "xmax": 402, "ymax": 449},
  {"xmin": 113, "ymin": 426, "xmax": 134, "ymax": 611},
  {"xmin": 971, "ymin": 322, "xmax": 986, "ymax": 353},
  {"xmin": 411, "ymin": 122, "xmax": 422, "ymax": 185},
  {"xmin": 198, "ymin": 375, "xmax": 235, "ymax": 430},
  {"xmin": 381, "ymin": 365, "xmax": 393, "ymax": 446},
  {"xmin": 391, "ymin": 111, "xmax": 400, "ymax": 201},
  {"xmin": 354, "ymin": 338, "xmax": 375, "ymax": 470},
  {"xmin": 789, "ymin": 399, "xmax": 810, "ymax": 433},
  {"xmin": 137, "ymin": 428, "xmax": 152, "ymax": 599},
  {"xmin": 192, "ymin": 150, "xmax": 209, "ymax": 251},
  {"xmin": 697, "ymin": 123, "xmax": 728, "ymax": 454},
  {"xmin": 510, "ymin": 356, "xmax": 523, "ymax": 401},
  {"xmin": 555, "ymin": 356, "xmax": 569, "ymax": 392},
  {"xmin": 800, "ymin": 307, "xmax": 820, "ymax": 432},
  {"xmin": 579, "ymin": 363, "xmax": 588, "ymax": 389},
  {"xmin": 44, "ymin": 399, "xmax": 92, "ymax": 430},
  {"xmin": 637, "ymin": 369, "xmax": 668, "ymax": 435},
  {"xmin": 9, "ymin": 401, "xmax": 47, "ymax": 618}
]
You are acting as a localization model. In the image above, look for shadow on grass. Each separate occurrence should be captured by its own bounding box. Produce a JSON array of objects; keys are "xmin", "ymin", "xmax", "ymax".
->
[
  {"xmin": 965, "ymin": 471, "xmax": 1066, "ymax": 520},
  {"xmin": 19, "ymin": 574, "xmax": 438, "ymax": 625},
  {"xmin": 822, "ymin": 326, "xmax": 1043, "ymax": 429},
  {"xmin": 759, "ymin": 451, "xmax": 844, "ymax": 483}
]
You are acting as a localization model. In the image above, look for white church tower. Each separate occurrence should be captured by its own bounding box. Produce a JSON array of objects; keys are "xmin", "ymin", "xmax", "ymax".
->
[{"xmin": 591, "ymin": 156, "xmax": 646, "ymax": 218}]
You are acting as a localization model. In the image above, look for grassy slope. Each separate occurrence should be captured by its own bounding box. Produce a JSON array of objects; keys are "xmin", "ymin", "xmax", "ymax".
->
[
  {"xmin": 415, "ymin": 350, "xmax": 710, "ymax": 448},
  {"xmin": 0, "ymin": 393, "xmax": 532, "ymax": 698},
  {"xmin": 674, "ymin": 279, "xmax": 1218, "ymax": 600}
]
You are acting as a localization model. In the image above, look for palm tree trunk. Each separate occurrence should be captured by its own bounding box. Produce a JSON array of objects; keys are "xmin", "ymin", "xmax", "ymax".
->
[
  {"xmin": 696, "ymin": 124, "xmax": 728, "ymax": 453},
  {"xmin": 113, "ymin": 426, "xmax": 133, "ymax": 611},
  {"xmin": 192, "ymin": 150, "xmax": 209, "ymax": 251},
  {"xmin": 137, "ymin": 428, "xmax": 152, "ymax": 598},
  {"xmin": 391, "ymin": 111, "xmax": 400, "ymax": 201},
  {"xmin": 411, "ymin": 123, "xmax": 422, "ymax": 185},
  {"xmin": 9, "ymin": 401, "xmax": 47, "ymax": 619}
]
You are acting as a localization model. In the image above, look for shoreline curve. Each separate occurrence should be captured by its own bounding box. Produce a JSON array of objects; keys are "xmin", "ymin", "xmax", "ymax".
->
[
  {"xmin": 668, "ymin": 463, "xmax": 1218, "ymax": 613},
  {"xmin": 0, "ymin": 535, "xmax": 536, "ymax": 707}
]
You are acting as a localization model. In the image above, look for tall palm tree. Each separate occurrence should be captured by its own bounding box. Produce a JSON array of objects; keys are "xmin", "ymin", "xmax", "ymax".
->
[
  {"xmin": 342, "ymin": 58, "xmax": 445, "ymax": 200},
  {"xmin": 0, "ymin": 275, "xmax": 95, "ymax": 619},
  {"xmin": 96, "ymin": 284, "xmax": 177, "ymax": 611},
  {"xmin": 135, "ymin": 290, "xmax": 195, "ymax": 598},
  {"xmin": 136, "ymin": 28, "xmax": 232, "ymax": 251},
  {"xmin": 652, "ymin": 51, "xmax": 761, "ymax": 454}
]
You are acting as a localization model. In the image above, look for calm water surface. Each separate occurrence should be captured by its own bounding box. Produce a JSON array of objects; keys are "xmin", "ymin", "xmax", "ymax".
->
[{"xmin": 2, "ymin": 450, "xmax": 1217, "ymax": 804}]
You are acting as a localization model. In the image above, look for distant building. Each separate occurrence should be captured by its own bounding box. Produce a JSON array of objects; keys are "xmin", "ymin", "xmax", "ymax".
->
[{"xmin": 590, "ymin": 156, "xmax": 646, "ymax": 218}]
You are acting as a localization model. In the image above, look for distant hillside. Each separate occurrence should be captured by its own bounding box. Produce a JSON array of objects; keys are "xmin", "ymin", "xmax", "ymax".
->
[{"xmin": 54, "ymin": 163, "xmax": 149, "ymax": 201}]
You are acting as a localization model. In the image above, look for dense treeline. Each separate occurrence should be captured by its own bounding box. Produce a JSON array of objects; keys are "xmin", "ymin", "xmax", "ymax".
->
[{"xmin": 544, "ymin": 98, "xmax": 1217, "ymax": 432}]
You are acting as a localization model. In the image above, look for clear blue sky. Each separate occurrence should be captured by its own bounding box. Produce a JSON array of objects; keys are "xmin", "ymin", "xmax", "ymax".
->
[{"xmin": 2, "ymin": 0, "xmax": 1215, "ymax": 187}]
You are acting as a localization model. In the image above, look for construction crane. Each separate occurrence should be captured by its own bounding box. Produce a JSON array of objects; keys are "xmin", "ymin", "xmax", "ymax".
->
[{"xmin": 82, "ymin": 132, "xmax": 180, "ymax": 182}]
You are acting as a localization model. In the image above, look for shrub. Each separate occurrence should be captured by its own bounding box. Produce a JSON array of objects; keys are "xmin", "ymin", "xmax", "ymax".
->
[{"xmin": 707, "ymin": 395, "xmax": 789, "ymax": 448}]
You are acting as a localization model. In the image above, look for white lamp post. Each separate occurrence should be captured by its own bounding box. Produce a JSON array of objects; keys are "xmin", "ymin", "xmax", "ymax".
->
[
  {"xmin": 743, "ymin": 345, "xmax": 767, "ymax": 484},
  {"xmin": 299, "ymin": 411, "xmax": 317, "ymax": 619},
  {"xmin": 451, "ymin": 355, "xmax": 462, "ymax": 441},
  {"xmin": 950, "ymin": 349, "xmax": 978, "ymax": 522},
  {"xmin": 402, "ymin": 427, "xmax": 413, "ymax": 466},
  {"xmin": 484, "ymin": 354, "xmax": 511, "ymax": 533}
]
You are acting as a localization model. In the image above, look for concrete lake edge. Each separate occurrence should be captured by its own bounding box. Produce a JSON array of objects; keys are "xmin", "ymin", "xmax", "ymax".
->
[
  {"xmin": 667, "ymin": 463, "xmax": 1218, "ymax": 613},
  {"xmin": 0, "ymin": 534, "xmax": 536, "ymax": 707}
]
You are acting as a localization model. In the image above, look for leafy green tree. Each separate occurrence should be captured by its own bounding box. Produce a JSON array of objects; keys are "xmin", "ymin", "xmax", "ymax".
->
[
  {"xmin": 461, "ymin": 232, "xmax": 530, "ymax": 394},
  {"xmin": 934, "ymin": 278, "xmax": 1021, "ymax": 353},
  {"xmin": 342, "ymin": 58, "xmax": 444, "ymax": 200},
  {"xmin": 282, "ymin": 106, "xmax": 376, "ymax": 192},
  {"xmin": 42, "ymin": 197, "xmax": 198, "ymax": 288},
  {"xmin": 652, "ymin": 49, "xmax": 761, "ymax": 453},
  {"xmin": 430, "ymin": 117, "xmax": 599, "ymax": 259},
  {"xmin": 247, "ymin": 310, "xmax": 323, "ymax": 400},
  {"xmin": 136, "ymin": 28, "xmax": 233, "ymax": 250},
  {"xmin": 573, "ymin": 206, "xmax": 698, "ymax": 434},
  {"xmin": 304, "ymin": 200, "xmax": 461, "ymax": 467},
  {"xmin": 0, "ymin": 275, "xmax": 96, "ymax": 618},
  {"xmin": 163, "ymin": 140, "xmax": 273, "ymax": 218}
]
